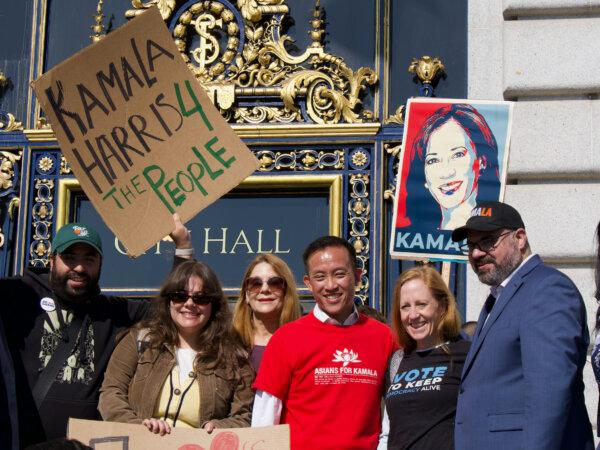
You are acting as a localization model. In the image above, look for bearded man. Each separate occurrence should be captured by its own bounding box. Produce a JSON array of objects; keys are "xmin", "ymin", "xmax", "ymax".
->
[
  {"xmin": 0, "ymin": 218, "xmax": 192, "ymax": 446},
  {"xmin": 451, "ymin": 201, "xmax": 593, "ymax": 450}
]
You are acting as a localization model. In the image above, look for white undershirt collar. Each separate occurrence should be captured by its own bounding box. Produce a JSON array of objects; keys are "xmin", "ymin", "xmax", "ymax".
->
[{"xmin": 313, "ymin": 303, "xmax": 359, "ymax": 326}]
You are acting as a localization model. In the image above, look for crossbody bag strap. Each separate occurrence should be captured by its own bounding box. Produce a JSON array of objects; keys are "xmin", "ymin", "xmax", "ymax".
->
[{"xmin": 31, "ymin": 313, "xmax": 88, "ymax": 409}]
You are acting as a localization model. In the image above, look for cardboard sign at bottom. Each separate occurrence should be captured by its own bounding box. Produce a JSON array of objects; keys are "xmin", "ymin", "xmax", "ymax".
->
[{"xmin": 68, "ymin": 419, "xmax": 290, "ymax": 450}]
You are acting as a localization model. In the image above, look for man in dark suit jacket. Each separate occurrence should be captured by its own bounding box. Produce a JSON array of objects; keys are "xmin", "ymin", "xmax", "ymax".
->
[{"xmin": 452, "ymin": 201, "xmax": 593, "ymax": 450}]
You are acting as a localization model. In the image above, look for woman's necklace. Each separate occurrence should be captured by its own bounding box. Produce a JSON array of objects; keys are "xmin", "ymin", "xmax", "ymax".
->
[{"xmin": 417, "ymin": 340, "xmax": 450, "ymax": 352}]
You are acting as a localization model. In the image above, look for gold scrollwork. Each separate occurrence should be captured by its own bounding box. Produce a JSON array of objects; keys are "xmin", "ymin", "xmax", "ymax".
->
[
  {"xmin": 91, "ymin": 0, "xmax": 106, "ymax": 43},
  {"xmin": 0, "ymin": 151, "xmax": 22, "ymax": 191},
  {"xmin": 8, "ymin": 197, "xmax": 20, "ymax": 220},
  {"xmin": 384, "ymin": 105, "xmax": 405, "ymax": 125},
  {"xmin": 383, "ymin": 142, "xmax": 401, "ymax": 202},
  {"xmin": 348, "ymin": 173, "xmax": 370, "ymax": 304},
  {"xmin": 34, "ymin": 117, "xmax": 51, "ymax": 130},
  {"xmin": 29, "ymin": 179, "xmax": 55, "ymax": 267},
  {"xmin": 238, "ymin": 0, "xmax": 287, "ymax": 23},
  {"xmin": 234, "ymin": 106, "xmax": 300, "ymax": 124},
  {"xmin": 255, "ymin": 149, "xmax": 343, "ymax": 172},
  {"xmin": 126, "ymin": 0, "xmax": 177, "ymax": 20},
  {"xmin": 124, "ymin": 0, "xmax": 377, "ymax": 125},
  {"xmin": 0, "ymin": 113, "xmax": 24, "ymax": 132},
  {"xmin": 408, "ymin": 56, "xmax": 445, "ymax": 85},
  {"xmin": 60, "ymin": 156, "xmax": 72, "ymax": 174}
]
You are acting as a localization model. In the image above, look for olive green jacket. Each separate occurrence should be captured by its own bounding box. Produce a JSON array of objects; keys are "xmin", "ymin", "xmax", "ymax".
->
[{"xmin": 98, "ymin": 329, "xmax": 253, "ymax": 428}]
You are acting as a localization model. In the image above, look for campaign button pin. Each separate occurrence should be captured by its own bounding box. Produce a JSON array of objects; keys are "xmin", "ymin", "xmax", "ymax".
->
[{"xmin": 40, "ymin": 297, "xmax": 56, "ymax": 312}]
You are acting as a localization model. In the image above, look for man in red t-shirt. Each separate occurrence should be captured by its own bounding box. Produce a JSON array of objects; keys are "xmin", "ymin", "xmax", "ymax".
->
[{"xmin": 252, "ymin": 236, "xmax": 396, "ymax": 449}]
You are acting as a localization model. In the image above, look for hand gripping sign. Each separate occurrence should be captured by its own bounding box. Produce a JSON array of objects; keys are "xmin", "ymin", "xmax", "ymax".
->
[{"xmin": 32, "ymin": 7, "xmax": 259, "ymax": 257}]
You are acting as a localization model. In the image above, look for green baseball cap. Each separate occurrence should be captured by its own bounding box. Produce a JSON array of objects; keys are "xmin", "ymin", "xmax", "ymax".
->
[{"xmin": 52, "ymin": 222, "xmax": 103, "ymax": 255}]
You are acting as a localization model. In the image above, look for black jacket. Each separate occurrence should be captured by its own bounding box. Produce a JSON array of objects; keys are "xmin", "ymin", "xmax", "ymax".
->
[{"xmin": 0, "ymin": 270, "xmax": 150, "ymax": 446}]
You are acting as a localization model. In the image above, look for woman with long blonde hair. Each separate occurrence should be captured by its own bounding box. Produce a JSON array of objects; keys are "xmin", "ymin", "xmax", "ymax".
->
[
  {"xmin": 379, "ymin": 266, "xmax": 469, "ymax": 450},
  {"xmin": 233, "ymin": 254, "xmax": 301, "ymax": 371}
]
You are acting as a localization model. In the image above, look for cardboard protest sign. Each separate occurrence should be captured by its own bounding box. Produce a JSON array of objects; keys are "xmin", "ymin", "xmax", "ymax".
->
[
  {"xmin": 68, "ymin": 419, "xmax": 290, "ymax": 450},
  {"xmin": 390, "ymin": 98, "xmax": 513, "ymax": 261},
  {"xmin": 32, "ymin": 7, "xmax": 259, "ymax": 257},
  {"xmin": 68, "ymin": 419, "xmax": 290, "ymax": 449}
]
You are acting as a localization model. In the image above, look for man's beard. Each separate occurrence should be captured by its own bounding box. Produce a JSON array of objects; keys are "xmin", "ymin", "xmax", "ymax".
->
[
  {"xmin": 50, "ymin": 267, "xmax": 101, "ymax": 305},
  {"xmin": 472, "ymin": 245, "xmax": 523, "ymax": 286}
]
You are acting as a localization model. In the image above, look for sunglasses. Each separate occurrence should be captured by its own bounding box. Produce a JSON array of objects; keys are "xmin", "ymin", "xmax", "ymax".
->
[
  {"xmin": 167, "ymin": 291, "xmax": 214, "ymax": 305},
  {"xmin": 245, "ymin": 276, "xmax": 285, "ymax": 293}
]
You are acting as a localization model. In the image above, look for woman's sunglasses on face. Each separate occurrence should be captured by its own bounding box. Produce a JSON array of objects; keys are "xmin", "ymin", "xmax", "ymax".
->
[
  {"xmin": 245, "ymin": 276, "xmax": 285, "ymax": 294},
  {"xmin": 167, "ymin": 291, "xmax": 214, "ymax": 305}
]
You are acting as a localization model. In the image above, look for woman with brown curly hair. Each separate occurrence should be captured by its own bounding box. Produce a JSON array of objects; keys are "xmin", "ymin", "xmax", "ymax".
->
[
  {"xmin": 99, "ymin": 260, "xmax": 253, "ymax": 435},
  {"xmin": 233, "ymin": 254, "xmax": 301, "ymax": 371}
]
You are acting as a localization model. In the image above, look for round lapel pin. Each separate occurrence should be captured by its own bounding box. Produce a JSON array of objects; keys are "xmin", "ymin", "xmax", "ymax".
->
[{"xmin": 40, "ymin": 297, "xmax": 56, "ymax": 312}]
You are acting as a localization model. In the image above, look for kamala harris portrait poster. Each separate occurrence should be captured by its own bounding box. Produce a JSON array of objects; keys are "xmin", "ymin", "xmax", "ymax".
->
[{"xmin": 390, "ymin": 98, "xmax": 514, "ymax": 261}]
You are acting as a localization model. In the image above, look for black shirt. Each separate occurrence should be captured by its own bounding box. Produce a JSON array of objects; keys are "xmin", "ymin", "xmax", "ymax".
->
[
  {"xmin": 0, "ymin": 271, "xmax": 150, "ymax": 446},
  {"xmin": 385, "ymin": 339, "xmax": 470, "ymax": 449}
]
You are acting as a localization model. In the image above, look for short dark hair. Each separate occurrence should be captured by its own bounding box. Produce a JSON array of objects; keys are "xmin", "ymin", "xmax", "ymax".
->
[{"xmin": 302, "ymin": 236, "xmax": 358, "ymax": 273}]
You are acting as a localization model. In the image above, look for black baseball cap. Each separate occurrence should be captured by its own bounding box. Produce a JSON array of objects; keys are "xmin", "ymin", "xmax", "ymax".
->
[{"xmin": 451, "ymin": 201, "xmax": 525, "ymax": 242}]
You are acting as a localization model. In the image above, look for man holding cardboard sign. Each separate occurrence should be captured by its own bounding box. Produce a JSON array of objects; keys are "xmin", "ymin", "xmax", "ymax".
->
[
  {"xmin": 31, "ymin": 6, "xmax": 258, "ymax": 258},
  {"xmin": 20, "ymin": 6, "xmax": 257, "ymax": 445},
  {"xmin": 0, "ymin": 216, "xmax": 193, "ymax": 446}
]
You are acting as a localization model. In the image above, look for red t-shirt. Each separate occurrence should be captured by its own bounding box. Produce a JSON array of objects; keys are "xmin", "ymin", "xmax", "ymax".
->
[{"xmin": 254, "ymin": 313, "xmax": 396, "ymax": 450}]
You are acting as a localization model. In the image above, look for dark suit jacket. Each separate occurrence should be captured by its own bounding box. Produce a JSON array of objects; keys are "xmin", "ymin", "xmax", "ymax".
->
[{"xmin": 455, "ymin": 255, "xmax": 593, "ymax": 450}]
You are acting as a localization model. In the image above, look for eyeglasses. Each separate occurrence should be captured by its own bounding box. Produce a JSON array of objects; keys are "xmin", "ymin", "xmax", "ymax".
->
[
  {"xmin": 460, "ymin": 230, "xmax": 514, "ymax": 254},
  {"xmin": 167, "ymin": 291, "xmax": 214, "ymax": 305},
  {"xmin": 245, "ymin": 276, "xmax": 285, "ymax": 293}
]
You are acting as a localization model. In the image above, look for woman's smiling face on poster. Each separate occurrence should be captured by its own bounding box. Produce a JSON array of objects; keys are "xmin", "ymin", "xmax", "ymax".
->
[{"xmin": 424, "ymin": 119, "xmax": 481, "ymax": 210}]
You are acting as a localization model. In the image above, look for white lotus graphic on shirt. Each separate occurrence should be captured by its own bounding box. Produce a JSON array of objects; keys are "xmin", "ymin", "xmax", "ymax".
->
[{"xmin": 332, "ymin": 348, "xmax": 362, "ymax": 367}]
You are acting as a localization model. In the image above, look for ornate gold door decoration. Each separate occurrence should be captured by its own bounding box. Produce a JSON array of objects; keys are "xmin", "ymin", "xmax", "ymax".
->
[{"xmin": 125, "ymin": 0, "xmax": 377, "ymax": 125}]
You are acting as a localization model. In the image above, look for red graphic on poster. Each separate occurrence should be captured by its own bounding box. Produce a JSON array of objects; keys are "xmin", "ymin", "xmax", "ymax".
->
[{"xmin": 390, "ymin": 98, "xmax": 513, "ymax": 261}]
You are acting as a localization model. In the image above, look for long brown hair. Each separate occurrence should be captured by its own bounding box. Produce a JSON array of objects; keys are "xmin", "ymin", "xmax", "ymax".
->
[
  {"xmin": 140, "ymin": 260, "xmax": 247, "ymax": 372},
  {"xmin": 233, "ymin": 254, "xmax": 301, "ymax": 347},
  {"xmin": 391, "ymin": 266, "xmax": 461, "ymax": 353}
]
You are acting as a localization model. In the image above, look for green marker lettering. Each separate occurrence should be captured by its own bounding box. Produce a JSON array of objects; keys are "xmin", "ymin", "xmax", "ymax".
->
[
  {"xmin": 186, "ymin": 163, "xmax": 208, "ymax": 196},
  {"xmin": 142, "ymin": 164, "xmax": 174, "ymax": 213},
  {"xmin": 102, "ymin": 187, "xmax": 123, "ymax": 209},
  {"xmin": 176, "ymin": 171, "xmax": 195, "ymax": 193},
  {"xmin": 174, "ymin": 80, "xmax": 213, "ymax": 131},
  {"xmin": 119, "ymin": 185, "xmax": 135, "ymax": 205},
  {"xmin": 192, "ymin": 146, "xmax": 223, "ymax": 180},
  {"xmin": 130, "ymin": 174, "xmax": 146, "ymax": 194},
  {"xmin": 204, "ymin": 136, "xmax": 235, "ymax": 168},
  {"xmin": 165, "ymin": 179, "xmax": 186, "ymax": 207}
]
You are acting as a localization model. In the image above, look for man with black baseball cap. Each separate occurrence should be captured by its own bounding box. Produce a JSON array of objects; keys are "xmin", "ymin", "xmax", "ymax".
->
[
  {"xmin": 452, "ymin": 201, "xmax": 593, "ymax": 450},
  {"xmin": 0, "ymin": 216, "xmax": 193, "ymax": 447}
]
